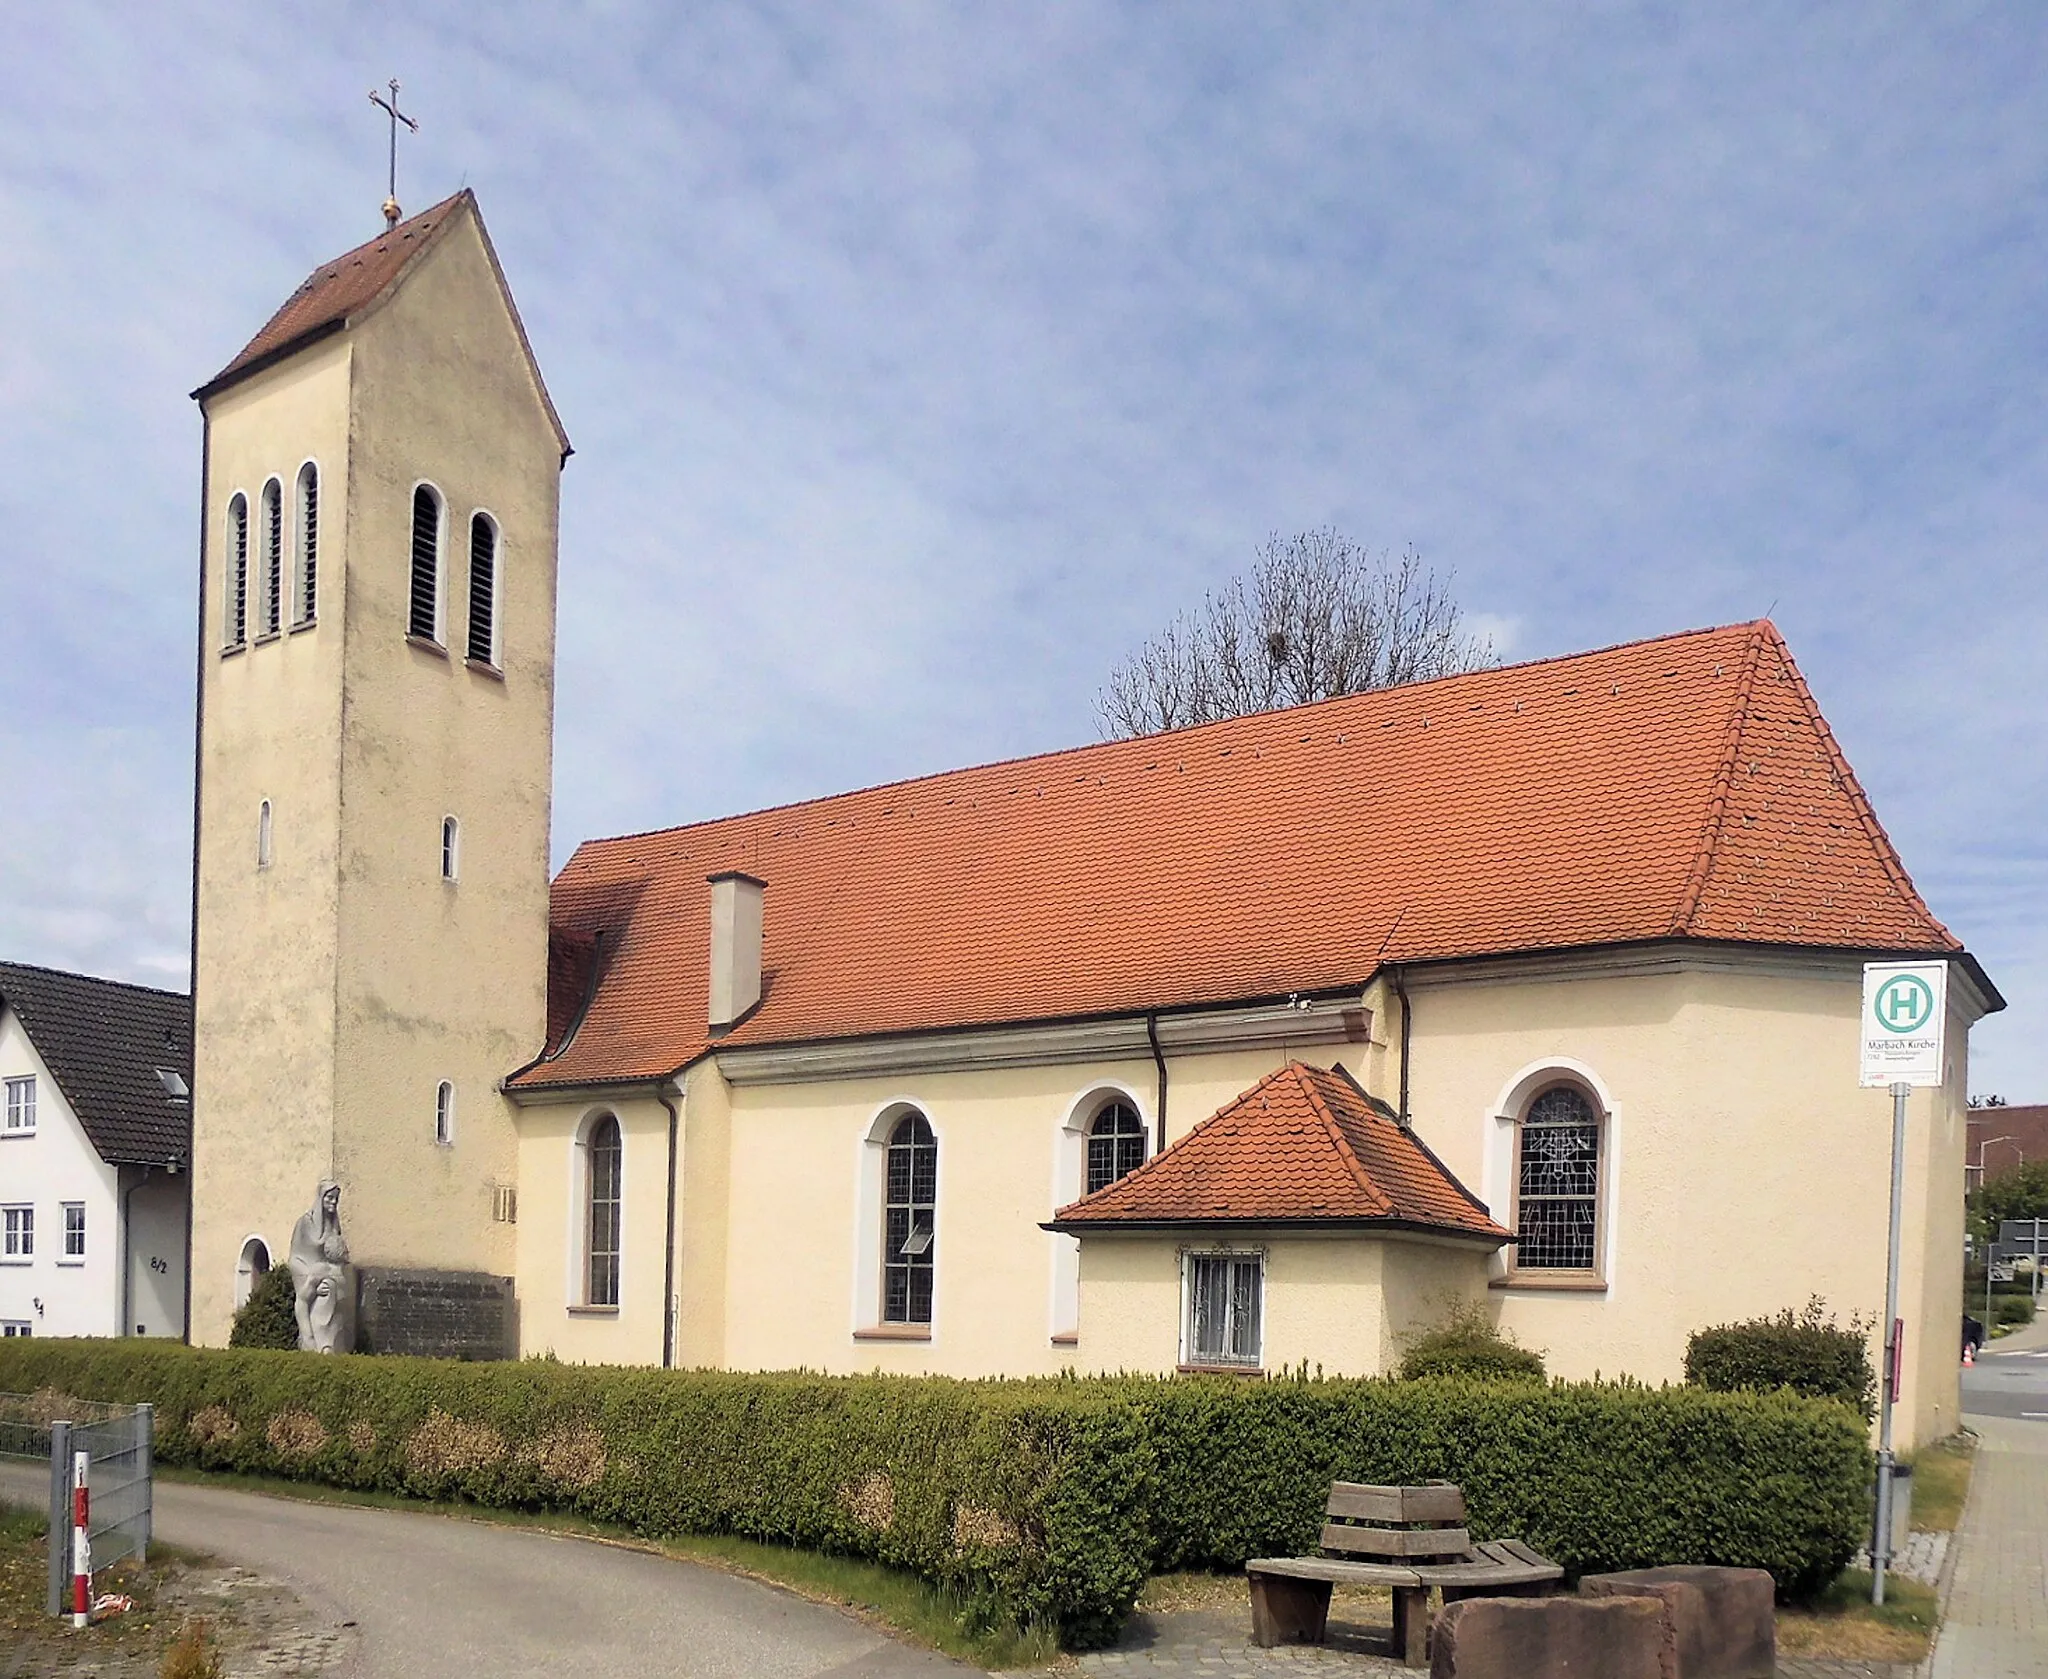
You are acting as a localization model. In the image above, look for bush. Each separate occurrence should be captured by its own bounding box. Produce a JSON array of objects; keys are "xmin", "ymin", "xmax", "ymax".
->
[
  {"xmin": 1397, "ymin": 1306, "xmax": 1545, "ymax": 1383},
  {"xmin": 227, "ymin": 1267, "xmax": 299, "ymax": 1350},
  {"xmin": 0, "ymin": 1341, "xmax": 1872, "ymax": 1635},
  {"xmin": 1995, "ymin": 1293, "xmax": 2035, "ymax": 1327},
  {"xmin": 1684, "ymin": 1297, "xmax": 1876, "ymax": 1421}
]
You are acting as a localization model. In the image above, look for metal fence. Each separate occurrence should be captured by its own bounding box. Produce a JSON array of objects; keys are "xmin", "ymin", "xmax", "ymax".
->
[{"xmin": 0, "ymin": 1392, "xmax": 154, "ymax": 1617}]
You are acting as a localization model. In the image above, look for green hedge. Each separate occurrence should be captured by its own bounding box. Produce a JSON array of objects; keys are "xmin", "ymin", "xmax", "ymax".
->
[
  {"xmin": 1684, "ymin": 1297, "xmax": 1877, "ymax": 1421},
  {"xmin": 0, "ymin": 1342, "xmax": 1871, "ymax": 1637}
]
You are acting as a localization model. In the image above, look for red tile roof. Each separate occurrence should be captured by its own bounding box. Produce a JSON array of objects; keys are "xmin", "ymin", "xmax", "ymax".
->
[
  {"xmin": 511, "ymin": 620, "xmax": 1968, "ymax": 1091},
  {"xmin": 196, "ymin": 194, "xmax": 470, "ymax": 396},
  {"xmin": 1048, "ymin": 1062, "xmax": 1508, "ymax": 1238}
]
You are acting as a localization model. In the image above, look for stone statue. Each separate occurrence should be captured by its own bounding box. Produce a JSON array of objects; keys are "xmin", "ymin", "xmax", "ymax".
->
[{"xmin": 288, "ymin": 1179, "xmax": 355, "ymax": 1354}]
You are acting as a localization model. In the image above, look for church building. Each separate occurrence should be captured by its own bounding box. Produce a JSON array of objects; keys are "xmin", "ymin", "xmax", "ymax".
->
[{"xmin": 184, "ymin": 193, "xmax": 1996, "ymax": 1448}]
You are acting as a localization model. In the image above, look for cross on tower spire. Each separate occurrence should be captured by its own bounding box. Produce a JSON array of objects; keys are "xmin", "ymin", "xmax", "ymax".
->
[{"xmin": 367, "ymin": 79, "xmax": 420, "ymax": 229}]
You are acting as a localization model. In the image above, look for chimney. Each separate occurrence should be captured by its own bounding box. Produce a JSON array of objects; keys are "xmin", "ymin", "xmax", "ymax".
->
[{"xmin": 707, "ymin": 871, "xmax": 766, "ymax": 1031}]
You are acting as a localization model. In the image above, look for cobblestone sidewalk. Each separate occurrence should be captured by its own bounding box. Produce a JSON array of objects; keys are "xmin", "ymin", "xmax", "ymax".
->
[{"xmin": 1929, "ymin": 1416, "xmax": 2048, "ymax": 1679}]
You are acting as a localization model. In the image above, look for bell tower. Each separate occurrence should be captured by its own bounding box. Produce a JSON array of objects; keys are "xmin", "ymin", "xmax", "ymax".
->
[{"xmin": 186, "ymin": 193, "xmax": 568, "ymax": 1345}]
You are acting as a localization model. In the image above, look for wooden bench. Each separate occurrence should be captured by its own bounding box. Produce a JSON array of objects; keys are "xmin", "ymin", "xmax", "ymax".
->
[{"xmin": 1246, "ymin": 1482, "xmax": 1562, "ymax": 1666}]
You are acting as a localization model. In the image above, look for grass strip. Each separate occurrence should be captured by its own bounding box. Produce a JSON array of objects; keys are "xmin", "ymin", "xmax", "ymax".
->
[
  {"xmin": 1906, "ymin": 1432, "xmax": 1975, "ymax": 1534},
  {"xmin": 155, "ymin": 1464, "xmax": 1061, "ymax": 1667}
]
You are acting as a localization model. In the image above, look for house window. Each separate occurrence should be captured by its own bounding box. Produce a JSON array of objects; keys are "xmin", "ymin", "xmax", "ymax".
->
[
  {"xmin": 1183, "ymin": 1251, "xmax": 1263, "ymax": 1369},
  {"xmin": 3, "ymin": 1076, "xmax": 32, "ymax": 1133},
  {"xmin": 62, "ymin": 1203, "xmax": 84, "ymax": 1260},
  {"xmin": 441, "ymin": 816, "xmax": 459, "ymax": 881},
  {"xmin": 586, "ymin": 1114, "xmax": 622, "ymax": 1307},
  {"xmin": 295, "ymin": 462, "xmax": 319, "ymax": 624},
  {"xmin": 257, "ymin": 799, "xmax": 273, "ymax": 869},
  {"xmin": 260, "ymin": 477, "xmax": 284, "ymax": 635},
  {"xmin": 0, "ymin": 1322, "xmax": 28, "ymax": 1337},
  {"xmin": 467, "ymin": 514, "xmax": 497, "ymax": 665},
  {"xmin": 1086, "ymin": 1099, "xmax": 1147, "ymax": 1195},
  {"xmin": 225, "ymin": 492, "xmax": 249, "ymax": 648},
  {"xmin": 1, "ymin": 1206, "xmax": 31, "ymax": 1260},
  {"xmin": 409, "ymin": 483, "xmax": 443, "ymax": 641},
  {"xmin": 435, "ymin": 1081, "xmax": 454, "ymax": 1146},
  {"xmin": 1512, "ymin": 1084, "xmax": 1603, "ymax": 1273},
  {"xmin": 883, "ymin": 1110, "xmax": 937, "ymax": 1325},
  {"xmin": 235, "ymin": 1236, "xmax": 270, "ymax": 1308}
]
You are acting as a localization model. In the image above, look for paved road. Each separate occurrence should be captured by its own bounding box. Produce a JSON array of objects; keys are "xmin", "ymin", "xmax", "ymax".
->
[
  {"xmin": 0, "ymin": 1464, "xmax": 970, "ymax": 1678},
  {"xmin": 1963, "ymin": 1314, "xmax": 2048, "ymax": 1419}
]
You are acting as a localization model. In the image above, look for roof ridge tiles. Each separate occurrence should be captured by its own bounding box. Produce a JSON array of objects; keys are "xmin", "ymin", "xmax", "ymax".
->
[
  {"xmin": 1293, "ymin": 1064, "xmax": 1396, "ymax": 1217},
  {"xmin": 1669, "ymin": 621, "xmax": 1769, "ymax": 935},
  {"xmin": 0, "ymin": 959, "xmax": 188, "ymax": 1001}
]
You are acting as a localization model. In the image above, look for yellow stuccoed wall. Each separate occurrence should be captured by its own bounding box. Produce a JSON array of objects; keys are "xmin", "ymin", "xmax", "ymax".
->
[{"xmin": 190, "ymin": 208, "xmax": 560, "ymax": 1343}]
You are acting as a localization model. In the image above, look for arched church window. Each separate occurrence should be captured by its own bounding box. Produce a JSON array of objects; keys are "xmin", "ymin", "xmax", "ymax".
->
[
  {"xmin": 441, "ymin": 816, "xmax": 459, "ymax": 881},
  {"xmin": 260, "ymin": 478, "xmax": 284, "ymax": 636},
  {"xmin": 409, "ymin": 484, "xmax": 443, "ymax": 642},
  {"xmin": 1512, "ymin": 1084, "xmax": 1604, "ymax": 1274},
  {"xmin": 225, "ymin": 493, "xmax": 249, "ymax": 648},
  {"xmin": 435, "ymin": 1081, "xmax": 455, "ymax": 1146},
  {"xmin": 294, "ymin": 462, "xmax": 319, "ymax": 625},
  {"xmin": 883, "ymin": 1110, "xmax": 937, "ymax": 1325},
  {"xmin": 257, "ymin": 800, "xmax": 273, "ymax": 869},
  {"xmin": 586, "ymin": 1114, "xmax": 622, "ymax": 1307},
  {"xmin": 467, "ymin": 513, "xmax": 498, "ymax": 665},
  {"xmin": 1085, "ymin": 1099, "xmax": 1147, "ymax": 1195}
]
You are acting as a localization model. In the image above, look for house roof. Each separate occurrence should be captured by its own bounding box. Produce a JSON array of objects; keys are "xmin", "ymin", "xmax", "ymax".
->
[
  {"xmin": 1047, "ymin": 1062, "xmax": 1509, "ymax": 1239},
  {"xmin": 511, "ymin": 619, "xmax": 1975, "ymax": 1092},
  {"xmin": 0, "ymin": 962, "xmax": 193, "ymax": 1167},
  {"xmin": 1967, "ymin": 1107, "xmax": 2048, "ymax": 1178},
  {"xmin": 192, "ymin": 192, "xmax": 570, "ymax": 453}
]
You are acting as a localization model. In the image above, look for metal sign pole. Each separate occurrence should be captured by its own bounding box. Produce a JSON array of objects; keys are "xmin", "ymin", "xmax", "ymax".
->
[{"xmin": 1873, "ymin": 1079, "xmax": 1909, "ymax": 1606}]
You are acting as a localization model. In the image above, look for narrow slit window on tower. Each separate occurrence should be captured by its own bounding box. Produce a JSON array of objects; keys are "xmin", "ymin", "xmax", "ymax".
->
[
  {"xmin": 260, "ymin": 478, "xmax": 283, "ymax": 636},
  {"xmin": 295, "ymin": 462, "xmax": 319, "ymax": 624},
  {"xmin": 409, "ymin": 484, "xmax": 442, "ymax": 641},
  {"xmin": 225, "ymin": 493, "xmax": 249, "ymax": 648},
  {"xmin": 441, "ymin": 816, "xmax": 459, "ymax": 881},
  {"xmin": 435, "ymin": 1081, "xmax": 455, "ymax": 1146},
  {"xmin": 257, "ymin": 799, "xmax": 273, "ymax": 869},
  {"xmin": 467, "ymin": 513, "xmax": 497, "ymax": 665}
]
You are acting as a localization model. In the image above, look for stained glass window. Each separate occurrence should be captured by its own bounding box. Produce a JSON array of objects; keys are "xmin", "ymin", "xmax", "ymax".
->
[
  {"xmin": 1515, "ymin": 1085, "xmax": 1601, "ymax": 1271},
  {"xmin": 883, "ymin": 1111, "xmax": 937, "ymax": 1324}
]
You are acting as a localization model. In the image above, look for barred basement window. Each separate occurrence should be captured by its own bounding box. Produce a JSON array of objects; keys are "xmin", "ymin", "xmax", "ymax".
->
[
  {"xmin": 466, "ymin": 513, "xmax": 497, "ymax": 664},
  {"xmin": 260, "ymin": 477, "xmax": 283, "ymax": 635},
  {"xmin": 409, "ymin": 484, "xmax": 443, "ymax": 641},
  {"xmin": 586, "ymin": 1114, "xmax": 622, "ymax": 1307},
  {"xmin": 1086, "ymin": 1099, "xmax": 1147, "ymax": 1195},
  {"xmin": 225, "ymin": 493, "xmax": 249, "ymax": 647},
  {"xmin": 1183, "ymin": 1251, "xmax": 1262, "ymax": 1368},
  {"xmin": 295, "ymin": 462, "xmax": 319, "ymax": 624},
  {"xmin": 1513, "ymin": 1084, "xmax": 1603, "ymax": 1272},
  {"xmin": 883, "ymin": 1110, "xmax": 937, "ymax": 1325}
]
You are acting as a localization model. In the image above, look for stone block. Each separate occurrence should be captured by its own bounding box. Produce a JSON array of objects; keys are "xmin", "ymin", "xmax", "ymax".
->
[
  {"xmin": 1578, "ymin": 1566, "xmax": 1775, "ymax": 1679},
  {"xmin": 1430, "ymin": 1593, "xmax": 1666, "ymax": 1679},
  {"xmin": 356, "ymin": 1267, "xmax": 517, "ymax": 1360}
]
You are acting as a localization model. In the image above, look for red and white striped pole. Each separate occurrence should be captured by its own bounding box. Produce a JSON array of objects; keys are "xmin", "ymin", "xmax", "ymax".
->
[{"xmin": 70, "ymin": 1449, "xmax": 89, "ymax": 1629}]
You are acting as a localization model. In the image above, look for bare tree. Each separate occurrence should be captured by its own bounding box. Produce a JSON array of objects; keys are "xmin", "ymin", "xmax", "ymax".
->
[{"xmin": 1096, "ymin": 530, "xmax": 1495, "ymax": 738}]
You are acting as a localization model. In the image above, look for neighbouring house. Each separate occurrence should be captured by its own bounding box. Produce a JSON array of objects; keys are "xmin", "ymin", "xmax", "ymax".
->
[
  {"xmin": 1966, "ymin": 1105, "xmax": 2048, "ymax": 1188},
  {"xmin": 180, "ymin": 191, "xmax": 1997, "ymax": 1447},
  {"xmin": 0, "ymin": 962, "xmax": 192, "ymax": 1340}
]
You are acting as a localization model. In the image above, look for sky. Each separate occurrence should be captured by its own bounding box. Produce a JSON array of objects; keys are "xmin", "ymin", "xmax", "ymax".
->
[{"xmin": 1, "ymin": 4, "xmax": 2043, "ymax": 1098}]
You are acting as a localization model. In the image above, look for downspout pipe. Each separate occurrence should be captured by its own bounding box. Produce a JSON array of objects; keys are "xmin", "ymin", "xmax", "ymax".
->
[
  {"xmin": 1393, "ymin": 967, "xmax": 1413, "ymax": 1128},
  {"xmin": 1146, "ymin": 1013, "xmax": 1169, "ymax": 1147},
  {"xmin": 659, "ymin": 1082, "xmax": 681, "ymax": 1369}
]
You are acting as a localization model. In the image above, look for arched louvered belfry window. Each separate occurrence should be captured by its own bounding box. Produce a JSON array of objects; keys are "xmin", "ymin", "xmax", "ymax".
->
[
  {"xmin": 409, "ymin": 484, "xmax": 443, "ymax": 641},
  {"xmin": 225, "ymin": 493, "xmax": 249, "ymax": 648},
  {"xmin": 466, "ymin": 513, "xmax": 497, "ymax": 665},
  {"xmin": 883, "ymin": 1111, "xmax": 937, "ymax": 1324},
  {"xmin": 585, "ymin": 1114, "xmax": 623, "ymax": 1307},
  {"xmin": 294, "ymin": 463, "xmax": 319, "ymax": 625},
  {"xmin": 260, "ymin": 478, "xmax": 283, "ymax": 636},
  {"xmin": 1086, "ymin": 1099, "xmax": 1147, "ymax": 1195}
]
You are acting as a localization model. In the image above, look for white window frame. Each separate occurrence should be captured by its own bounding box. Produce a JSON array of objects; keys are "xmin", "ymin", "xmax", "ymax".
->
[
  {"xmin": 851, "ymin": 1099, "xmax": 942, "ymax": 1339},
  {"xmin": 224, "ymin": 490, "xmax": 249, "ymax": 650},
  {"xmin": 434, "ymin": 1081, "xmax": 455, "ymax": 1147},
  {"xmin": 408, "ymin": 480, "xmax": 447, "ymax": 644},
  {"xmin": 1, "ymin": 1205, "xmax": 32, "ymax": 1262},
  {"xmin": 1048, "ymin": 1082, "xmax": 1150, "ymax": 1342},
  {"xmin": 1484, "ymin": 1059, "xmax": 1621, "ymax": 1292},
  {"xmin": 258, "ymin": 476, "xmax": 284, "ymax": 637},
  {"xmin": 293, "ymin": 459, "xmax": 320, "ymax": 626},
  {"xmin": 0, "ymin": 1322, "xmax": 30, "ymax": 1337},
  {"xmin": 1179, "ymin": 1247, "xmax": 1265, "ymax": 1371},
  {"xmin": 465, "ymin": 509, "xmax": 502, "ymax": 668},
  {"xmin": 570, "ymin": 1110, "xmax": 624, "ymax": 1311},
  {"xmin": 60, "ymin": 1202, "xmax": 85, "ymax": 1263},
  {"xmin": 3, "ymin": 1075, "xmax": 34, "ymax": 1134}
]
